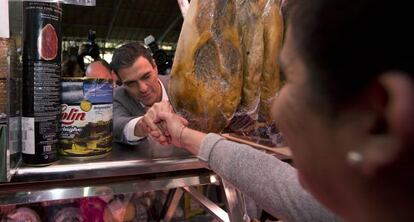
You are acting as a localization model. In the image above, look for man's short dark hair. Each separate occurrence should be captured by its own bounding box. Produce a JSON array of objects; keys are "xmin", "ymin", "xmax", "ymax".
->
[
  {"xmin": 288, "ymin": 0, "xmax": 414, "ymax": 112},
  {"xmin": 110, "ymin": 42, "xmax": 154, "ymax": 75}
]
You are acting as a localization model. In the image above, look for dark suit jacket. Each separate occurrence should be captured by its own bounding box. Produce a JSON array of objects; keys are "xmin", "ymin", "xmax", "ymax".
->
[{"xmin": 113, "ymin": 75, "xmax": 170, "ymax": 144}]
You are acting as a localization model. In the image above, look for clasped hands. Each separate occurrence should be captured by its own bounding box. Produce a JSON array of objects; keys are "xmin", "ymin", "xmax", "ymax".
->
[{"xmin": 140, "ymin": 101, "xmax": 188, "ymax": 146}]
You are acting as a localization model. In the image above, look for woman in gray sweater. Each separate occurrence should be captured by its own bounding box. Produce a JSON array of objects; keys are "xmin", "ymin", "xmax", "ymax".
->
[{"xmin": 150, "ymin": 0, "xmax": 414, "ymax": 221}]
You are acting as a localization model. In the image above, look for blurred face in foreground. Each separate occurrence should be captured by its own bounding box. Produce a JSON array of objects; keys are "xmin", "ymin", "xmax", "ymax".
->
[
  {"xmin": 272, "ymin": 26, "xmax": 342, "ymax": 201},
  {"xmin": 273, "ymin": 24, "xmax": 367, "ymax": 220},
  {"xmin": 274, "ymin": 21, "xmax": 414, "ymax": 221}
]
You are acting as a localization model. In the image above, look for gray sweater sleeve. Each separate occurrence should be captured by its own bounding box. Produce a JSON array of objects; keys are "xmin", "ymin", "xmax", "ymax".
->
[{"xmin": 199, "ymin": 133, "xmax": 340, "ymax": 222}]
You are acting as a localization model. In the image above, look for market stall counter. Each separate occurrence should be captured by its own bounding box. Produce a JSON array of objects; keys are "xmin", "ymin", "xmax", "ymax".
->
[{"xmin": 0, "ymin": 138, "xmax": 250, "ymax": 222}]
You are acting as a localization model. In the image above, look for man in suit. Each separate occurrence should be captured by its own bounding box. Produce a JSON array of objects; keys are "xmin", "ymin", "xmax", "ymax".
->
[{"xmin": 110, "ymin": 42, "xmax": 173, "ymax": 144}]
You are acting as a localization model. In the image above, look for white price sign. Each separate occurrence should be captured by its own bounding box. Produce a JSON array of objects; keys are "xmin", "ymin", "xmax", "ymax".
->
[{"xmin": 0, "ymin": 0, "xmax": 9, "ymax": 38}]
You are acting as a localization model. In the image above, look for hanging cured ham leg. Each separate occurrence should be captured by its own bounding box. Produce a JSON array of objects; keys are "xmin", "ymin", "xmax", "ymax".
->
[
  {"xmin": 226, "ymin": 0, "xmax": 266, "ymax": 132},
  {"xmin": 259, "ymin": 0, "xmax": 284, "ymax": 124},
  {"xmin": 235, "ymin": 0, "xmax": 264, "ymax": 116},
  {"xmin": 169, "ymin": 0, "xmax": 243, "ymax": 132},
  {"xmin": 169, "ymin": 0, "xmax": 284, "ymax": 135}
]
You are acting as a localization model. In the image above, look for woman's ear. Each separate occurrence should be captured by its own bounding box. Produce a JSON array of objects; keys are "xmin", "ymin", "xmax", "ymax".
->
[{"xmin": 358, "ymin": 72, "xmax": 414, "ymax": 176}]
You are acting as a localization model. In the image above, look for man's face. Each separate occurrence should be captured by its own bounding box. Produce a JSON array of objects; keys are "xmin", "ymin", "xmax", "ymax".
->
[{"xmin": 117, "ymin": 56, "xmax": 162, "ymax": 106}]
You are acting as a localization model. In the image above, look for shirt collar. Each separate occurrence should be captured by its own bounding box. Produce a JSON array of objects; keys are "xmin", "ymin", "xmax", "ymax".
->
[{"xmin": 159, "ymin": 78, "xmax": 168, "ymax": 101}]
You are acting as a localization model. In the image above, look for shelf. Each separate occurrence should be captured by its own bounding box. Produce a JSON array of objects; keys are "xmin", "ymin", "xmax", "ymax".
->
[{"xmin": 0, "ymin": 139, "xmax": 214, "ymax": 205}]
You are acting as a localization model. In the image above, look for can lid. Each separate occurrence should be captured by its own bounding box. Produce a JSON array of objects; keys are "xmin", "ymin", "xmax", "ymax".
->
[{"xmin": 61, "ymin": 77, "xmax": 113, "ymax": 83}]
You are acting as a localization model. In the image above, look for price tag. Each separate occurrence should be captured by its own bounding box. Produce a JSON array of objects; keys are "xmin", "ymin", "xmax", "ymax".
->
[{"xmin": 0, "ymin": 0, "xmax": 9, "ymax": 38}]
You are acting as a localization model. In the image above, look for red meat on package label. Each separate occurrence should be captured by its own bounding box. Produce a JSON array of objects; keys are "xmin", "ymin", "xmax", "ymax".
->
[{"xmin": 37, "ymin": 23, "xmax": 58, "ymax": 61}]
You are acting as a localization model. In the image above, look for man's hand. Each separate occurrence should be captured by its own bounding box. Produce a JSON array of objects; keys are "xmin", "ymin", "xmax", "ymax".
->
[
  {"xmin": 149, "ymin": 112, "xmax": 189, "ymax": 147},
  {"xmin": 135, "ymin": 101, "xmax": 173, "ymax": 143}
]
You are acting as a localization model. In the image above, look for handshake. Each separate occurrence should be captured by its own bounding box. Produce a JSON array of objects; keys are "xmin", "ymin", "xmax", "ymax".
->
[{"xmin": 139, "ymin": 101, "xmax": 189, "ymax": 147}]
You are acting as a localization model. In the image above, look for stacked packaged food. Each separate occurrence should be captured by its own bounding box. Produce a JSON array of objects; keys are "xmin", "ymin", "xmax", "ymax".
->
[{"xmin": 0, "ymin": 37, "xmax": 22, "ymax": 182}]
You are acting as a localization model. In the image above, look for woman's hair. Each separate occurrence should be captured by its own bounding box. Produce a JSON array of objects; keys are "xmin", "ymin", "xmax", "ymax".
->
[
  {"xmin": 288, "ymin": 0, "xmax": 414, "ymax": 111},
  {"xmin": 110, "ymin": 42, "xmax": 154, "ymax": 75}
]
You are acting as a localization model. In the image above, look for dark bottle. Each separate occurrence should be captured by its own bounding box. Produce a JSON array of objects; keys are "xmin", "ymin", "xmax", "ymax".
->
[{"xmin": 22, "ymin": 1, "xmax": 62, "ymax": 165}]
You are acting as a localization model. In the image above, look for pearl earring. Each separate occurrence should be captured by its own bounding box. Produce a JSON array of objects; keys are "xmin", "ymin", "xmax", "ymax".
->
[{"xmin": 347, "ymin": 150, "xmax": 364, "ymax": 166}]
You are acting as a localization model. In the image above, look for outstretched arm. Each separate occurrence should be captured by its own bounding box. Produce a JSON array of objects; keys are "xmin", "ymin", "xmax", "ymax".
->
[{"xmin": 152, "ymin": 112, "xmax": 339, "ymax": 221}]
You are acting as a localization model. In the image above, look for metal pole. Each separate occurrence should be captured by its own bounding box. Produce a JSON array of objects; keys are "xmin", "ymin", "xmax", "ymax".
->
[
  {"xmin": 183, "ymin": 186, "xmax": 230, "ymax": 222},
  {"xmin": 163, "ymin": 188, "xmax": 185, "ymax": 222},
  {"xmin": 105, "ymin": 0, "xmax": 123, "ymax": 41}
]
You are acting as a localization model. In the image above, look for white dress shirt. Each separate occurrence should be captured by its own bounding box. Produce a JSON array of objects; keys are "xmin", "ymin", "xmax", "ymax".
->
[{"xmin": 123, "ymin": 79, "xmax": 169, "ymax": 142}]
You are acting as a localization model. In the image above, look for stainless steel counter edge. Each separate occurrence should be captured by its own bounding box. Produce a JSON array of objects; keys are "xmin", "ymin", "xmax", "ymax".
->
[
  {"xmin": 11, "ymin": 156, "xmax": 205, "ymax": 182},
  {"xmin": 0, "ymin": 173, "xmax": 219, "ymax": 205},
  {"xmin": 7, "ymin": 140, "xmax": 204, "ymax": 182},
  {"xmin": 0, "ymin": 140, "xmax": 216, "ymax": 205}
]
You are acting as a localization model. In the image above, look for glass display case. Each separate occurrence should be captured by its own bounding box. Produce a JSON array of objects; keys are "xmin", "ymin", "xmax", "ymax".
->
[
  {"xmin": 0, "ymin": 136, "xmax": 293, "ymax": 221},
  {"xmin": 0, "ymin": 140, "xmax": 254, "ymax": 221},
  {"xmin": 0, "ymin": 0, "xmax": 23, "ymax": 183}
]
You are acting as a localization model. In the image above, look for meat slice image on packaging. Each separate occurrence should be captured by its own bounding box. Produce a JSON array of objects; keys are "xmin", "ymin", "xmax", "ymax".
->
[{"xmin": 38, "ymin": 23, "xmax": 58, "ymax": 61}]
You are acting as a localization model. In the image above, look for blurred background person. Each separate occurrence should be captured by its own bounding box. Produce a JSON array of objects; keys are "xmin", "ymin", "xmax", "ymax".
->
[
  {"xmin": 62, "ymin": 56, "xmax": 84, "ymax": 77},
  {"xmin": 85, "ymin": 59, "xmax": 120, "ymax": 86},
  {"xmin": 85, "ymin": 59, "xmax": 112, "ymax": 79}
]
